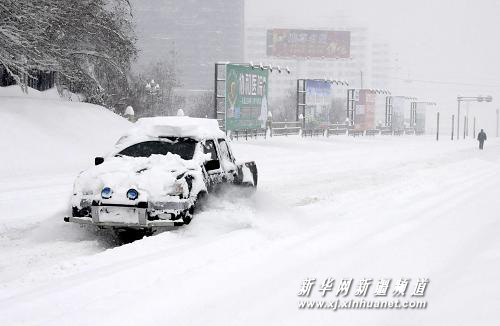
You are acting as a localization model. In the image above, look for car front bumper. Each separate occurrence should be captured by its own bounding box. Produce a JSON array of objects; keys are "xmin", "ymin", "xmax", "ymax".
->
[
  {"xmin": 64, "ymin": 215, "xmax": 185, "ymax": 229},
  {"xmin": 66, "ymin": 200, "xmax": 191, "ymax": 229}
]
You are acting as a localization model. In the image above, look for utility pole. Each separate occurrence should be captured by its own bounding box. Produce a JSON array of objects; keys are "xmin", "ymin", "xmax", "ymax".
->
[
  {"xmin": 436, "ymin": 112, "xmax": 440, "ymax": 141},
  {"xmin": 463, "ymin": 116, "xmax": 466, "ymax": 139},
  {"xmin": 360, "ymin": 71, "xmax": 363, "ymax": 89},
  {"xmin": 473, "ymin": 117, "xmax": 476, "ymax": 139},
  {"xmin": 451, "ymin": 115, "xmax": 455, "ymax": 140},
  {"xmin": 465, "ymin": 115, "xmax": 468, "ymax": 137},
  {"xmin": 497, "ymin": 109, "xmax": 499, "ymax": 137},
  {"xmin": 457, "ymin": 100, "xmax": 460, "ymax": 141}
]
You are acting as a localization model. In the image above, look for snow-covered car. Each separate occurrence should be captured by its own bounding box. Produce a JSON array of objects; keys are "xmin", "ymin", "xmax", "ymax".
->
[{"xmin": 64, "ymin": 116, "xmax": 257, "ymax": 233}]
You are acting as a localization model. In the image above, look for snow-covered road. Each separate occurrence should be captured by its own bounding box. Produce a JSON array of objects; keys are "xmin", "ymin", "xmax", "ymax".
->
[{"xmin": 1, "ymin": 135, "xmax": 499, "ymax": 325}]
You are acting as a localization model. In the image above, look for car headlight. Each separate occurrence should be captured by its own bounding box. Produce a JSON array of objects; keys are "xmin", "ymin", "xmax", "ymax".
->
[
  {"xmin": 126, "ymin": 188, "xmax": 139, "ymax": 200},
  {"xmin": 101, "ymin": 187, "xmax": 113, "ymax": 199}
]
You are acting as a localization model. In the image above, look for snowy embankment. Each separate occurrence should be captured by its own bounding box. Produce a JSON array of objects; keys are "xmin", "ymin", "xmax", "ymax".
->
[
  {"xmin": 0, "ymin": 86, "xmax": 131, "ymax": 290},
  {"xmin": 0, "ymin": 86, "xmax": 131, "ymax": 179},
  {"xmin": 0, "ymin": 89, "xmax": 499, "ymax": 325}
]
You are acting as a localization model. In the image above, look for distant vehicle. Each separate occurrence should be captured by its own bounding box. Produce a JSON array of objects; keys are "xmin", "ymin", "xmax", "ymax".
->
[{"xmin": 65, "ymin": 117, "xmax": 257, "ymax": 234}]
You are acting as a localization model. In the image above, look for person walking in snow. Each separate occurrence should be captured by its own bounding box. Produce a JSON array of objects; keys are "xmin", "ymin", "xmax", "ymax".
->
[{"xmin": 477, "ymin": 129, "xmax": 487, "ymax": 150}]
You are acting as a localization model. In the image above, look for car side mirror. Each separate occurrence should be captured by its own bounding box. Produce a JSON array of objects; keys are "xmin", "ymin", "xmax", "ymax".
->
[
  {"xmin": 95, "ymin": 157, "xmax": 104, "ymax": 166},
  {"xmin": 204, "ymin": 159, "xmax": 220, "ymax": 171}
]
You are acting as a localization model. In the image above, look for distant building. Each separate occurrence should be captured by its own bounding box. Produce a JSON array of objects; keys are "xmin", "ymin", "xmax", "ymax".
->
[
  {"xmin": 371, "ymin": 42, "xmax": 392, "ymax": 90},
  {"xmin": 244, "ymin": 24, "xmax": 393, "ymax": 105},
  {"xmin": 132, "ymin": 0, "xmax": 245, "ymax": 92},
  {"xmin": 245, "ymin": 25, "xmax": 370, "ymax": 100}
]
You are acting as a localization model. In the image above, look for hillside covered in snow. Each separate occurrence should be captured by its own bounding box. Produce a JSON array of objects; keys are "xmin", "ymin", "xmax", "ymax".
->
[{"xmin": 0, "ymin": 86, "xmax": 131, "ymax": 179}]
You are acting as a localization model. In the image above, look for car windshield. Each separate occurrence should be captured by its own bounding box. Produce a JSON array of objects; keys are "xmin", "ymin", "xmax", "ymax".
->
[{"xmin": 117, "ymin": 138, "xmax": 197, "ymax": 160}]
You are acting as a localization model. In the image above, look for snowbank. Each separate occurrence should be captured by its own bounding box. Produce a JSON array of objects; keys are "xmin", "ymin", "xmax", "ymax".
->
[
  {"xmin": 0, "ymin": 86, "xmax": 131, "ymax": 179},
  {"xmin": 0, "ymin": 85, "xmax": 62, "ymax": 100}
]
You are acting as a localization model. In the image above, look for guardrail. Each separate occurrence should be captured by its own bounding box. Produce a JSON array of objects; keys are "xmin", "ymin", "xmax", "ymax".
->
[
  {"xmin": 380, "ymin": 129, "xmax": 393, "ymax": 135},
  {"xmin": 271, "ymin": 121, "xmax": 301, "ymax": 136},
  {"xmin": 348, "ymin": 129, "xmax": 364, "ymax": 137},
  {"xmin": 302, "ymin": 129, "xmax": 325, "ymax": 137},
  {"xmin": 365, "ymin": 129, "xmax": 381, "ymax": 136},
  {"xmin": 327, "ymin": 128, "xmax": 347, "ymax": 136},
  {"xmin": 393, "ymin": 129, "xmax": 404, "ymax": 136},
  {"xmin": 231, "ymin": 128, "xmax": 267, "ymax": 140},
  {"xmin": 227, "ymin": 121, "xmax": 424, "ymax": 141}
]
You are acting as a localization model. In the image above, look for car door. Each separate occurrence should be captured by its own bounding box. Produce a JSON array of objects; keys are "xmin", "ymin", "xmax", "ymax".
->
[
  {"xmin": 201, "ymin": 139, "xmax": 225, "ymax": 191},
  {"xmin": 216, "ymin": 138, "xmax": 238, "ymax": 182}
]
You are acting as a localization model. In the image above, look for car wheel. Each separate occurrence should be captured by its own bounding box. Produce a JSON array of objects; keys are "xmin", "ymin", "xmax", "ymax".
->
[
  {"xmin": 182, "ymin": 215, "xmax": 192, "ymax": 225},
  {"xmin": 194, "ymin": 191, "xmax": 208, "ymax": 212}
]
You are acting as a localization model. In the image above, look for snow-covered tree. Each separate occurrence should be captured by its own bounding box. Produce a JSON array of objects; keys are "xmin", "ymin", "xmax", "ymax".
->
[
  {"xmin": 189, "ymin": 92, "xmax": 214, "ymax": 118},
  {"xmin": 0, "ymin": 0, "xmax": 137, "ymax": 108}
]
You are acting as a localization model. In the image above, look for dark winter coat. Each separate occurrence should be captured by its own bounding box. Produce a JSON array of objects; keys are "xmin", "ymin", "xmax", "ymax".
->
[{"xmin": 478, "ymin": 131, "xmax": 487, "ymax": 142}]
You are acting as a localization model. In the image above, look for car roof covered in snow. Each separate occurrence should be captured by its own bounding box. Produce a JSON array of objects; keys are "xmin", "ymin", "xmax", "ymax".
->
[{"xmin": 114, "ymin": 116, "xmax": 225, "ymax": 149}]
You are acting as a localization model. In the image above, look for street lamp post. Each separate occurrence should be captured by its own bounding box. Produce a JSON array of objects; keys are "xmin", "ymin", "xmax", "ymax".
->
[
  {"xmin": 436, "ymin": 112, "xmax": 440, "ymax": 141},
  {"xmin": 473, "ymin": 117, "xmax": 476, "ymax": 139},
  {"xmin": 456, "ymin": 95, "xmax": 492, "ymax": 140},
  {"xmin": 497, "ymin": 109, "xmax": 499, "ymax": 137},
  {"xmin": 145, "ymin": 79, "xmax": 160, "ymax": 114}
]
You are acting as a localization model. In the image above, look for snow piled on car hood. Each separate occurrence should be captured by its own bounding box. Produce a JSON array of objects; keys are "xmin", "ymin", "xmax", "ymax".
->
[
  {"xmin": 115, "ymin": 116, "xmax": 225, "ymax": 148},
  {"xmin": 73, "ymin": 153, "xmax": 204, "ymax": 203}
]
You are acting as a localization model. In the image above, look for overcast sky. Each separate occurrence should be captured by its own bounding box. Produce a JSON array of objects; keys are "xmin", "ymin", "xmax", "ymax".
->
[
  {"xmin": 246, "ymin": 0, "xmax": 500, "ymax": 129},
  {"xmin": 248, "ymin": 0, "xmax": 500, "ymax": 81}
]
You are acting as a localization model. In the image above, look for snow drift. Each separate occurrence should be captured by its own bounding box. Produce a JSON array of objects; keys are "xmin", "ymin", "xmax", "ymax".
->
[{"xmin": 0, "ymin": 86, "xmax": 131, "ymax": 179}]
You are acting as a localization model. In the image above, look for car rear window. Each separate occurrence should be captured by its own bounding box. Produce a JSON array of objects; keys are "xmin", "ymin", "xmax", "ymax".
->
[{"xmin": 117, "ymin": 139, "xmax": 196, "ymax": 160}]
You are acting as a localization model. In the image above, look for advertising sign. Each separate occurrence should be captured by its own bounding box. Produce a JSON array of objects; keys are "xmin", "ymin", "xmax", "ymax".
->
[
  {"xmin": 306, "ymin": 80, "xmax": 332, "ymax": 105},
  {"xmin": 355, "ymin": 90, "xmax": 376, "ymax": 130},
  {"xmin": 374, "ymin": 95, "xmax": 387, "ymax": 128},
  {"xmin": 305, "ymin": 80, "xmax": 332, "ymax": 128},
  {"xmin": 392, "ymin": 97, "xmax": 406, "ymax": 130},
  {"xmin": 267, "ymin": 29, "xmax": 350, "ymax": 59},
  {"xmin": 225, "ymin": 64, "xmax": 269, "ymax": 131},
  {"xmin": 415, "ymin": 103, "xmax": 426, "ymax": 133}
]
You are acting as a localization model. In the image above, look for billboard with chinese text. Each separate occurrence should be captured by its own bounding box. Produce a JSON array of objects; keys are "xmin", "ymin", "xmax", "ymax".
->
[
  {"xmin": 354, "ymin": 90, "xmax": 376, "ymax": 130},
  {"xmin": 305, "ymin": 80, "xmax": 333, "ymax": 128},
  {"xmin": 225, "ymin": 64, "xmax": 269, "ymax": 131},
  {"xmin": 267, "ymin": 29, "xmax": 350, "ymax": 59}
]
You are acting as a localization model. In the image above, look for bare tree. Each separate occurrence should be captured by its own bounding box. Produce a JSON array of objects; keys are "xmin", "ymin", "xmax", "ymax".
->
[
  {"xmin": 269, "ymin": 87, "xmax": 297, "ymax": 121},
  {"xmin": 329, "ymin": 97, "xmax": 346, "ymax": 123},
  {"xmin": 188, "ymin": 92, "xmax": 214, "ymax": 118}
]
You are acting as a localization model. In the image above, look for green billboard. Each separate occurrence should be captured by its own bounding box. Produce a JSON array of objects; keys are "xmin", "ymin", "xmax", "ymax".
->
[{"xmin": 225, "ymin": 64, "xmax": 269, "ymax": 131}]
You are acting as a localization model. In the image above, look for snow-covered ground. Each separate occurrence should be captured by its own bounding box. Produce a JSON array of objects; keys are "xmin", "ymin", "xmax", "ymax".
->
[{"xmin": 0, "ymin": 89, "xmax": 499, "ymax": 325}]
